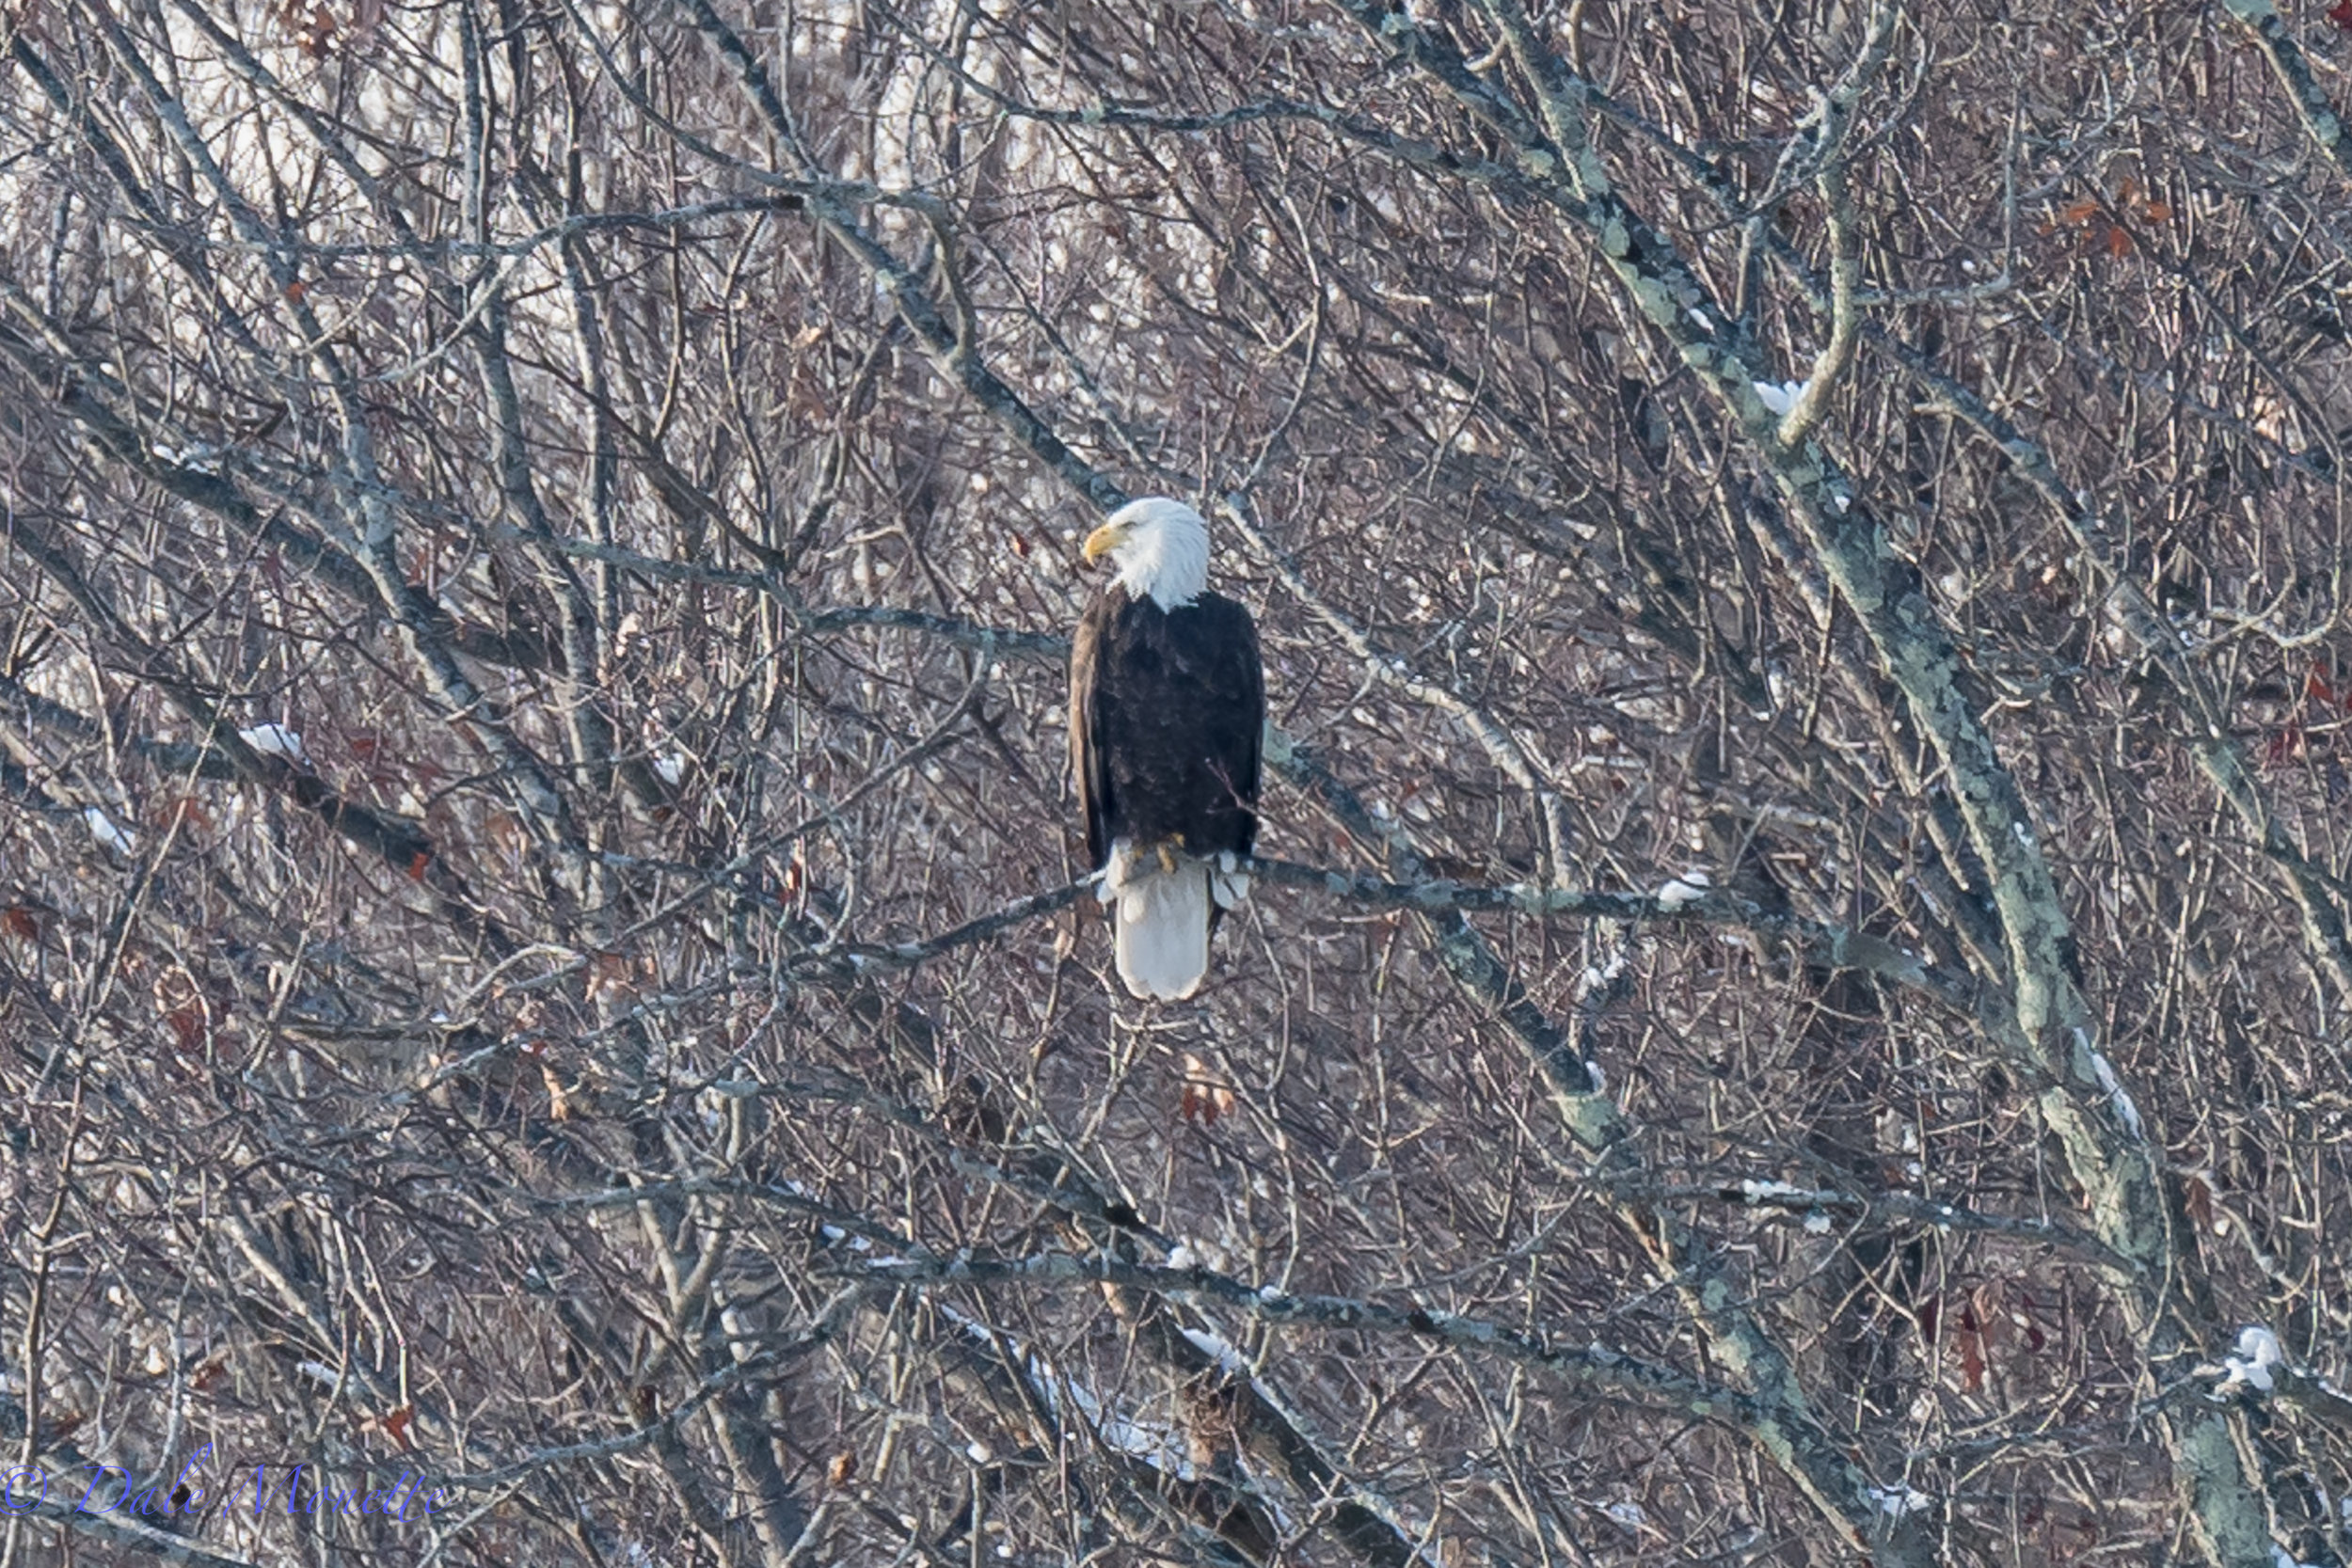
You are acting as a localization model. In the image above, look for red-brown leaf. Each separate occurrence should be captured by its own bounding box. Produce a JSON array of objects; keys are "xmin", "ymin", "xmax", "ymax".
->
[
  {"xmin": 586, "ymin": 951, "xmax": 635, "ymax": 1003},
  {"xmin": 380, "ymin": 1405, "xmax": 415, "ymax": 1449},
  {"xmin": 2183, "ymin": 1172, "xmax": 2216, "ymax": 1232},
  {"xmin": 1954, "ymin": 1304, "xmax": 1987, "ymax": 1392},
  {"xmin": 541, "ymin": 1061, "xmax": 577, "ymax": 1120},
  {"xmin": 166, "ymin": 1007, "xmax": 207, "ymax": 1053},
  {"xmin": 1179, "ymin": 1053, "xmax": 1236, "ymax": 1126}
]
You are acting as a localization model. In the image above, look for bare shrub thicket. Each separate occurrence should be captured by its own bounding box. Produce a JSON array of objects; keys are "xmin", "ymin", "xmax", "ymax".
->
[{"xmin": 8, "ymin": 0, "xmax": 2352, "ymax": 1562}]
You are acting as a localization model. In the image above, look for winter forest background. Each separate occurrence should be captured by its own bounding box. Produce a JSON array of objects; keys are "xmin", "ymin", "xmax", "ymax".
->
[{"xmin": 8, "ymin": 0, "xmax": 2352, "ymax": 1562}]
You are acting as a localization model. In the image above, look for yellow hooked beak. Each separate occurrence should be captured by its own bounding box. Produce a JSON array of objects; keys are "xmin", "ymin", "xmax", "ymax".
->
[{"xmin": 1081, "ymin": 520, "xmax": 1130, "ymax": 565}]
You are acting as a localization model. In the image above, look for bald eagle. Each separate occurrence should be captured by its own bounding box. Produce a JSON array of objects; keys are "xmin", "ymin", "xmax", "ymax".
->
[{"xmin": 1071, "ymin": 499, "xmax": 1264, "ymax": 1000}]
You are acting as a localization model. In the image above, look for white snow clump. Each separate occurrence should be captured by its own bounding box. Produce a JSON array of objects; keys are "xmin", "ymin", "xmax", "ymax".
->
[
  {"xmin": 84, "ymin": 807, "xmax": 136, "ymax": 855},
  {"xmin": 2087, "ymin": 1050, "xmax": 2145, "ymax": 1139},
  {"xmin": 1656, "ymin": 869, "xmax": 1711, "ymax": 910},
  {"xmin": 1737, "ymin": 1179, "xmax": 1812, "ymax": 1203},
  {"xmin": 238, "ymin": 723, "xmax": 310, "ymax": 765},
  {"xmin": 2220, "ymin": 1325, "xmax": 2283, "ymax": 1394},
  {"xmin": 1868, "ymin": 1485, "xmax": 1931, "ymax": 1517}
]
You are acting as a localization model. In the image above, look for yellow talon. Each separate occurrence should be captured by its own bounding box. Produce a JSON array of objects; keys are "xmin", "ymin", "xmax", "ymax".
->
[{"xmin": 1156, "ymin": 843, "xmax": 1179, "ymax": 875}]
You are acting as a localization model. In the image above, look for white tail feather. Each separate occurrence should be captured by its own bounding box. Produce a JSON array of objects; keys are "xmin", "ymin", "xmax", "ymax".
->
[{"xmin": 1103, "ymin": 841, "xmax": 1216, "ymax": 1000}]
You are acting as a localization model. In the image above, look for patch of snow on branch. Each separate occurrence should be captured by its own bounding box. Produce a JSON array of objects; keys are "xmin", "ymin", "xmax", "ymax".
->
[
  {"xmin": 2088, "ymin": 1051, "xmax": 2145, "ymax": 1138},
  {"xmin": 1576, "ymin": 946, "xmax": 1629, "ymax": 999},
  {"xmin": 1655, "ymin": 869, "xmax": 1711, "ymax": 910},
  {"xmin": 237, "ymin": 722, "xmax": 310, "ymax": 765},
  {"xmin": 935, "ymin": 1300, "xmax": 1202, "ymax": 1481},
  {"xmin": 1058, "ymin": 1369, "xmax": 1195, "ymax": 1476},
  {"xmin": 152, "ymin": 440, "xmax": 223, "ymax": 473},
  {"xmin": 2221, "ymin": 1325, "xmax": 2283, "ymax": 1394},
  {"xmin": 1869, "ymin": 1484, "xmax": 1931, "ymax": 1518},
  {"xmin": 1737, "ymin": 1179, "xmax": 1814, "ymax": 1204},
  {"xmin": 84, "ymin": 807, "xmax": 136, "ymax": 855},
  {"xmin": 1179, "ymin": 1325, "xmax": 1251, "ymax": 1379}
]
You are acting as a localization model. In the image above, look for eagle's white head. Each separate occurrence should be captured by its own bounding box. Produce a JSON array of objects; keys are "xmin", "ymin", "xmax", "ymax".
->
[{"xmin": 1081, "ymin": 498, "xmax": 1211, "ymax": 610}]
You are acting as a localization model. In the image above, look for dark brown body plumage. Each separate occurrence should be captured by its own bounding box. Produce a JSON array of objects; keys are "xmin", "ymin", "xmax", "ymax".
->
[{"xmin": 1070, "ymin": 585, "xmax": 1263, "ymax": 879}]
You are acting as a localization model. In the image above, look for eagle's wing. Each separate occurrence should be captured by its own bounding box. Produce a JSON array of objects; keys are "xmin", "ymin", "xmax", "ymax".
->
[
  {"xmin": 1217, "ymin": 598, "xmax": 1264, "ymax": 857},
  {"xmin": 1070, "ymin": 593, "xmax": 1115, "ymax": 869}
]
